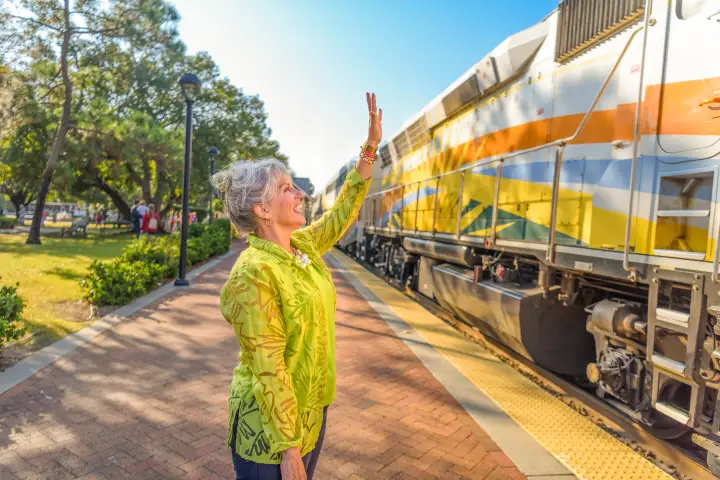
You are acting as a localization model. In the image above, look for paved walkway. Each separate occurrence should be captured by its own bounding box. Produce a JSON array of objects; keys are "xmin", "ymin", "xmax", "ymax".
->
[{"xmin": 0, "ymin": 250, "xmax": 524, "ymax": 480}]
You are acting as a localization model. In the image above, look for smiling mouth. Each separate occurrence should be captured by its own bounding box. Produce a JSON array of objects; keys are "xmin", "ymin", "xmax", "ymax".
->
[{"xmin": 294, "ymin": 205, "xmax": 304, "ymax": 213}]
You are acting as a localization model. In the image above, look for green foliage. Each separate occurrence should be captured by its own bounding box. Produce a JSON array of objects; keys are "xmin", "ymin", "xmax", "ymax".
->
[
  {"xmin": 2, "ymin": 0, "xmax": 287, "ymax": 229},
  {"xmin": 0, "ymin": 279, "xmax": 26, "ymax": 352},
  {"xmin": 81, "ymin": 259, "xmax": 166, "ymax": 306},
  {"xmin": 0, "ymin": 217, "xmax": 17, "ymax": 229},
  {"xmin": 81, "ymin": 220, "xmax": 231, "ymax": 306},
  {"xmin": 209, "ymin": 219, "xmax": 232, "ymax": 250},
  {"xmin": 187, "ymin": 222, "xmax": 206, "ymax": 239}
]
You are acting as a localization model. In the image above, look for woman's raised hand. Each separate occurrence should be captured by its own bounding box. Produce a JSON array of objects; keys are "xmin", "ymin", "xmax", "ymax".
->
[{"xmin": 366, "ymin": 92, "xmax": 383, "ymax": 147}]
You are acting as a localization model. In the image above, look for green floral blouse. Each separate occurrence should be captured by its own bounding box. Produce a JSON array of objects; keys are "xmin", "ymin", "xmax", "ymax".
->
[{"xmin": 220, "ymin": 167, "xmax": 371, "ymax": 464}]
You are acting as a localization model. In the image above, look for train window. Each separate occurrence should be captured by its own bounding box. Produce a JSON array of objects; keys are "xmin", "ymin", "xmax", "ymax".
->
[
  {"xmin": 442, "ymin": 75, "xmax": 481, "ymax": 118},
  {"xmin": 555, "ymin": 0, "xmax": 645, "ymax": 62},
  {"xmin": 677, "ymin": 0, "xmax": 716, "ymax": 19}
]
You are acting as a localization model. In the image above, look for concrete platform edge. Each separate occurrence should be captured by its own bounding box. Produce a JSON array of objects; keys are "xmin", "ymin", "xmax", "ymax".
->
[
  {"xmin": 0, "ymin": 248, "xmax": 238, "ymax": 397},
  {"xmin": 327, "ymin": 253, "xmax": 576, "ymax": 479}
]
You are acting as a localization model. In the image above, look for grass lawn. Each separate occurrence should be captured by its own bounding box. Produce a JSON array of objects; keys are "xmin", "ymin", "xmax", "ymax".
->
[{"xmin": 0, "ymin": 233, "xmax": 133, "ymax": 342}]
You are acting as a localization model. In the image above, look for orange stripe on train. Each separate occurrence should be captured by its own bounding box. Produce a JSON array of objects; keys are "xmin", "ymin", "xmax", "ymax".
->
[{"xmin": 388, "ymin": 77, "xmax": 720, "ymax": 183}]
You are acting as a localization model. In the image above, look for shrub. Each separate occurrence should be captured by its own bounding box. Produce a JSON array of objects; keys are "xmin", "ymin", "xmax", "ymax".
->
[
  {"xmin": 81, "ymin": 219, "xmax": 231, "ymax": 306},
  {"xmin": 188, "ymin": 222, "xmax": 206, "ymax": 239},
  {"xmin": 187, "ymin": 237, "xmax": 211, "ymax": 264},
  {"xmin": 81, "ymin": 259, "xmax": 166, "ymax": 306},
  {"xmin": 121, "ymin": 236, "xmax": 179, "ymax": 277},
  {"xmin": 0, "ymin": 217, "xmax": 17, "ymax": 229},
  {"xmin": 0, "ymin": 280, "xmax": 26, "ymax": 352}
]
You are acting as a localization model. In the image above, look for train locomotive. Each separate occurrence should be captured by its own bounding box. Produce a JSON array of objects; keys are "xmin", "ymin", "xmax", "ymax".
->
[{"xmin": 315, "ymin": 0, "xmax": 720, "ymax": 473}]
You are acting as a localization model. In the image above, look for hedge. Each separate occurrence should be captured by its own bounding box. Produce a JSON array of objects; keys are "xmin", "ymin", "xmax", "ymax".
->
[
  {"xmin": 0, "ymin": 279, "xmax": 26, "ymax": 353},
  {"xmin": 0, "ymin": 217, "xmax": 17, "ymax": 229},
  {"xmin": 81, "ymin": 219, "xmax": 231, "ymax": 306}
]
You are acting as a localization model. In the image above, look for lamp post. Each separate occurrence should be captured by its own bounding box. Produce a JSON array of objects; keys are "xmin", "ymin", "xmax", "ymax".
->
[
  {"xmin": 175, "ymin": 72, "xmax": 201, "ymax": 287},
  {"xmin": 208, "ymin": 146, "xmax": 219, "ymax": 225}
]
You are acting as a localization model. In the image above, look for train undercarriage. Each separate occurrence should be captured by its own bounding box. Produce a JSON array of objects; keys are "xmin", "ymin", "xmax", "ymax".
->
[{"xmin": 344, "ymin": 231, "xmax": 720, "ymax": 475}]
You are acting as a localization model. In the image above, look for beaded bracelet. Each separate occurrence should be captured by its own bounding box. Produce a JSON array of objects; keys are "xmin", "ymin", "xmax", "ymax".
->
[{"xmin": 360, "ymin": 142, "xmax": 378, "ymax": 164}]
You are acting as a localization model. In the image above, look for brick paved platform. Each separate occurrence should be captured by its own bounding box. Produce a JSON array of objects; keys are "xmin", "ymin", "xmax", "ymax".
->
[{"xmin": 0, "ymin": 250, "xmax": 525, "ymax": 480}]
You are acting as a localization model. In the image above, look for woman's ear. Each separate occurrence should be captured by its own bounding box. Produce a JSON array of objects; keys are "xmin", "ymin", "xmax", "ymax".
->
[{"xmin": 252, "ymin": 204, "xmax": 270, "ymax": 221}]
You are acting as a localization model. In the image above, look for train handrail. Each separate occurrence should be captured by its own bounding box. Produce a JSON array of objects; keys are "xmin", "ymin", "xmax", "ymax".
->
[
  {"xmin": 365, "ymin": 19, "xmax": 648, "ymax": 267},
  {"xmin": 623, "ymin": 0, "xmax": 652, "ymax": 283}
]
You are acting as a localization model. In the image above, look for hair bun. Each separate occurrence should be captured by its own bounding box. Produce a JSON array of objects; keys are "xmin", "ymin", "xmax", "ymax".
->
[{"xmin": 210, "ymin": 169, "xmax": 231, "ymax": 201}]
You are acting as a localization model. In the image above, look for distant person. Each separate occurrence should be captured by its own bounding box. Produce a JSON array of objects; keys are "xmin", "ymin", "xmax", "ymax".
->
[
  {"xmin": 212, "ymin": 93, "xmax": 382, "ymax": 480},
  {"xmin": 140, "ymin": 204, "xmax": 159, "ymax": 235},
  {"xmin": 41, "ymin": 209, "xmax": 48, "ymax": 226},
  {"xmin": 130, "ymin": 199, "xmax": 141, "ymax": 236},
  {"xmin": 137, "ymin": 200, "xmax": 148, "ymax": 218}
]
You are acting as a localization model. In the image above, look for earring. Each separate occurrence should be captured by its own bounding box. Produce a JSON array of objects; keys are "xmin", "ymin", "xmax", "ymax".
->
[{"xmin": 265, "ymin": 217, "xmax": 273, "ymax": 227}]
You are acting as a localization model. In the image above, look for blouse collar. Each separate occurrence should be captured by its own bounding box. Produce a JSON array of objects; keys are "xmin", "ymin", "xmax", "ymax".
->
[{"xmin": 247, "ymin": 233, "xmax": 296, "ymax": 263}]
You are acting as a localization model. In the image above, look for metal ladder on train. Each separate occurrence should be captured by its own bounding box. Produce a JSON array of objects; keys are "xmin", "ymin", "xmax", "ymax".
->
[{"xmin": 647, "ymin": 268, "xmax": 708, "ymax": 427}]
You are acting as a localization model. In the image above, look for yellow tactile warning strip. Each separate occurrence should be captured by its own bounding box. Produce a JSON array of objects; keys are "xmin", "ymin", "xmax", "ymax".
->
[{"xmin": 328, "ymin": 250, "xmax": 673, "ymax": 480}]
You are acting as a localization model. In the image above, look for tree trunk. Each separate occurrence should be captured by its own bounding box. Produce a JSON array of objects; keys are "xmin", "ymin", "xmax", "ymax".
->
[
  {"xmin": 93, "ymin": 178, "xmax": 131, "ymax": 219},
  {"xmin": 8, "ymin": 190, "xmax": 33, "ymax": 220},
  {"xmin": 26, "ymin": 1, "xmax": 72, "ymax": 245},
  {"xmin": 10, "ymin": 196, "xmax": 21, "ymax": 219},
  {"xmin": 160, "ymin": 195, "xmax": 180, "ymax": 219}
]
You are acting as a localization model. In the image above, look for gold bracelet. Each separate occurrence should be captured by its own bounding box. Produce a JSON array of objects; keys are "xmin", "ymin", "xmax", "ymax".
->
[
  {"xmin": 360, "ymin": 142, "xmax": 378, "ymax": 164},
  {"xmin": 361, "ymin": 154, "xmax": 378, "ymax": 164},
  {"xmin": 360, "ymin": 142, "xmax": 378, "ymax": 157}
]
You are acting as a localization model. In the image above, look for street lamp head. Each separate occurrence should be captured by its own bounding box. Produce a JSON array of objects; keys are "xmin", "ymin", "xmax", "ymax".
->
[
  {"xmin": 178, "ymin": 73, "xmax": 201, "ymax": 103},
  {"xmin": 208, "ymin": 147, "xmax": 220, "ymax": 156}
]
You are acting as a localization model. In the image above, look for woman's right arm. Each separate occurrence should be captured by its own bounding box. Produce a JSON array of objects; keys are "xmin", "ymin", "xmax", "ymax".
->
[{"xmin": 220, "ymin": 264, "xmax": 302, "ymax": 458}]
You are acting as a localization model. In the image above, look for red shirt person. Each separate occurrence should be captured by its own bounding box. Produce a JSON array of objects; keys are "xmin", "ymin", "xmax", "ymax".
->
[{"xmin": 141, "ymin": 205, "xmax": 160, "ymax": 234}]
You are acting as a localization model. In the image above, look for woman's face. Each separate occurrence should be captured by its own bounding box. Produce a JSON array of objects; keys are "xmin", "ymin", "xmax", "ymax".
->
[{"xmin": 265, "ymin": 173, "xmax": 306, "ymax": 230}]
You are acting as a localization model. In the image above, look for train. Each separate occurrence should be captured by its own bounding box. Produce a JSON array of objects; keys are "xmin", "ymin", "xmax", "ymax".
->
[{"xmin": 315, "ymin": 0, "xmax": 720, "ymax": 474}]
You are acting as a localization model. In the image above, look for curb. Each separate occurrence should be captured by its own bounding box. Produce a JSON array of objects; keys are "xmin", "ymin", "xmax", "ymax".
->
[{"xmin": 0, "ymin": 248, "xmax": 238, "ymax": 397}]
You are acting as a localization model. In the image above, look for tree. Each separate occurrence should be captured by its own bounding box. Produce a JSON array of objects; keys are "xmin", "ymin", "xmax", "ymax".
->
[
  {"xmin": 4, "ymin": 0, "xmax": 289, "ymax": 233},
  {"xmin": 0, "ymin": 121, "xmax": 51, "ymax": 215},
  {"xmin": 8, "ymin": 0, "xmax": 165, "ymax": 244},
  {"xmin": 0, "ymin": 54, "xmax": 56, "ymax": 216}
]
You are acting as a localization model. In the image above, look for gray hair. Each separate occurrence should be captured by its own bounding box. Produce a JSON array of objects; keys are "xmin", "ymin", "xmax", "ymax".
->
[{"xmin": 211, "ymin": 158, "xmax": 291, "ymax": 235}]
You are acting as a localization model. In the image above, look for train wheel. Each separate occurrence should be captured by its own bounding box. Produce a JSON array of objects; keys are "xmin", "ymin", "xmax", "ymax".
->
[
  {"xmin": 648, "ymin": 418, "xmax": 691, "ymax": 440},
  {"xmin": 707, "ymin": 451, "xmax": 720, "ymax": 477},
  {"xmin": 650, "ymin": 383, "xmax": 692, "ymax": 440}
]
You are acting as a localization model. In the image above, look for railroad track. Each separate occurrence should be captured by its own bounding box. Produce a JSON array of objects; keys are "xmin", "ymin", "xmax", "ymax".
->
[{"xmin": 353, "ymin": 256, "xmax": 717, "ymax": 480}]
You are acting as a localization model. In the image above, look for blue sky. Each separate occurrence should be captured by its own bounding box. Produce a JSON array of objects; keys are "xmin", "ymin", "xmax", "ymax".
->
[{"xmin": 170, "ymin": 0, "xmax": 558, "ymax": 190}]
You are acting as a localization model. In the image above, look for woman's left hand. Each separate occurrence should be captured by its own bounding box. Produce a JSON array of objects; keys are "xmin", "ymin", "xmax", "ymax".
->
[{"xmin": 366, "ymin": 92, "xmax": 383, "ymax": 147}]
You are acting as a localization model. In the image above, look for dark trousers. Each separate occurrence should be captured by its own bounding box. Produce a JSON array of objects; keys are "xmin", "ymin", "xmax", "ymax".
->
[{"xmin": 231, "ymin": 407, "xmax": 328, "ymax": 480}]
